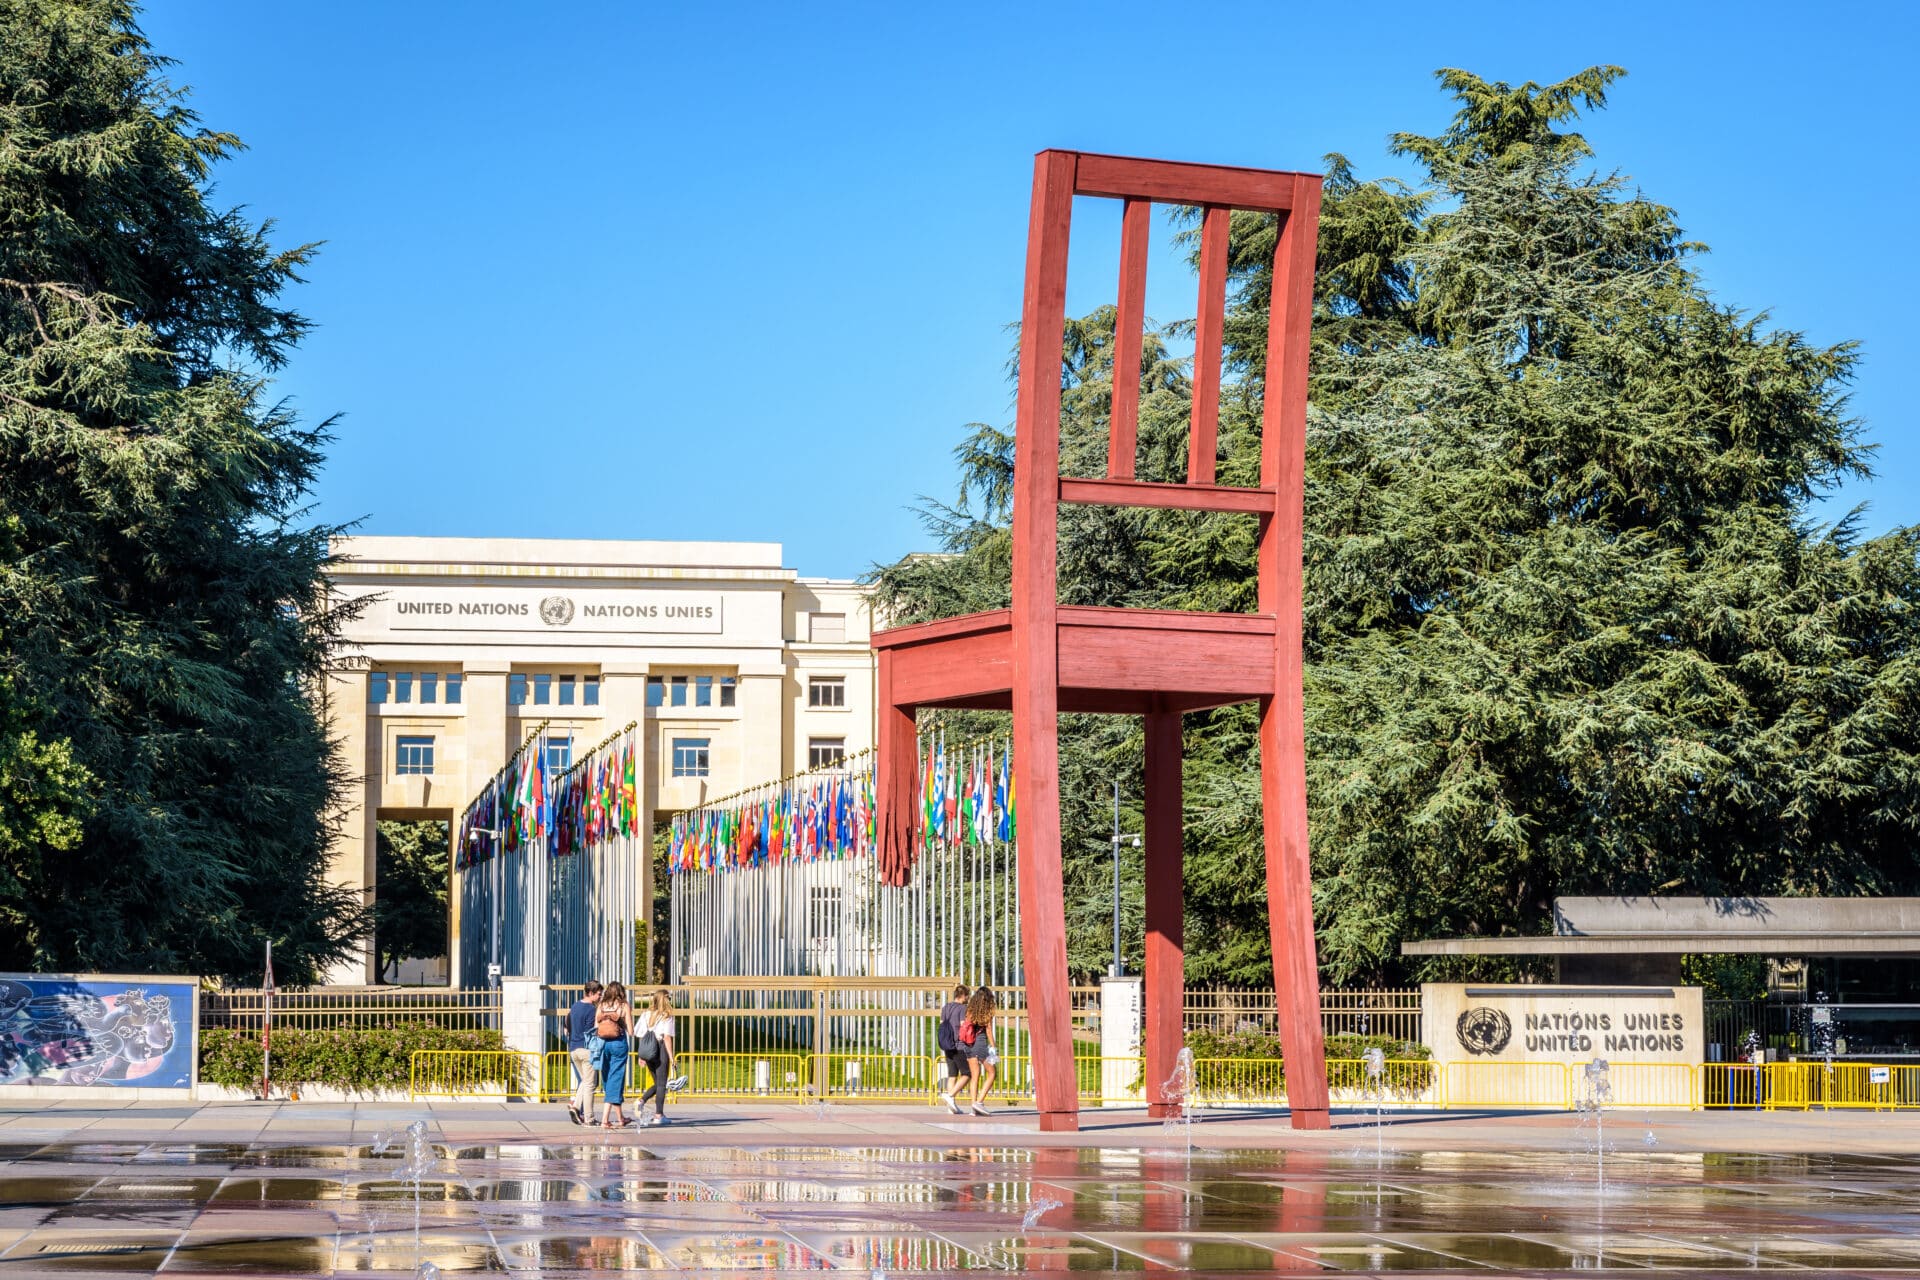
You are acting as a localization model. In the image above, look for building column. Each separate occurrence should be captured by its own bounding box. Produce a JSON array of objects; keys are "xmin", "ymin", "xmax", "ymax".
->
[
  {"xmin": 452, "ymin": 663, "xmax": 510, "ymax": 989},
  {"xmin": 323, "ymin": 667, "xmax": 375, "ymax": 986}
]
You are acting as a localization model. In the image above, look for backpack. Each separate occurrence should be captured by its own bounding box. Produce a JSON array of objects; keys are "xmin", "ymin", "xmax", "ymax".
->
[
  {"xmin": 937, "ymin": 1007, "xmax": 958, "ymax": 1053},
  {"xmin": 959, "ymin": 1019, "xmax": 977, "ymax": 1046}
]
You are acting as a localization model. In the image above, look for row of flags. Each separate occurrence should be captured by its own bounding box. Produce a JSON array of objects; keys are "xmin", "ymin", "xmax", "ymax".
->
[
  {"xmin": 456, "ymin": 730, "xmax": 639, "ymax": 869},
  {"xmin": 669, "ymin": 734, "xmax": 1015, "ymax": 877},
  {"xmin": 666, "ymin": 768, "xmax": 877, "ymax": 874}
]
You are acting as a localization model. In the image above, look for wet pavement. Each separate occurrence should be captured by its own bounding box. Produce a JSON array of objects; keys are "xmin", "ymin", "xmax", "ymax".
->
[{"xmin": 1, "ymin": 1125, "xmax": 1919, "ymax": 1277}]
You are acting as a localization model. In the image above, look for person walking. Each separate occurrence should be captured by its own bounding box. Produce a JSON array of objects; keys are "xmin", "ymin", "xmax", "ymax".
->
[
  {"xmin": 565, "ymin": 979, "xmax": 603, "ymax": 1125},
  {"xmin": 594, "ymin": 982, "xmax": 633, "ymax": 1128},
  {"xmin": 964, "ymin": 987, "xmax": 998, "ymax": 1116},
  {"xmin": 633, "ymin": 990, "xmax": 679, "ymax": 1126},
  {"xmin": 938, "ymin": 983, "xmax": 972, "ymax": 1114}
]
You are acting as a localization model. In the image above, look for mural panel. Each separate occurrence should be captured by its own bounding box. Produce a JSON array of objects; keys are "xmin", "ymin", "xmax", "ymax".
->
[{"xmin": 0, "ymin": 974, "xmax": 197, "ymax": 1089}]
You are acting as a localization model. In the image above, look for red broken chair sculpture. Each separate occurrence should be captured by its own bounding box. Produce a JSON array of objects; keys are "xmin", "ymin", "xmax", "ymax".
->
[{"xmin": 872, "ymin": 150, "xmax": 1330, "ymax": 1132}]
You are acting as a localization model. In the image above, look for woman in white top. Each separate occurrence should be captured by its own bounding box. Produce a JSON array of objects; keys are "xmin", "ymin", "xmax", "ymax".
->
[{"xmin": 633, "ymin": 989, "xmax": 679, "ymax": 1126}]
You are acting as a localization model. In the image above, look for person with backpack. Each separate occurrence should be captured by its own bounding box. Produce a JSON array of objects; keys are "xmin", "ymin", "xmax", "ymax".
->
[
  {"xmin": 937, "ymin": 983, "xmax": 972, "ymax": 1114},
  {"xmin": 963, "ymin": 986, "xmax": 999, "ymax": 1116},
  {"xmin": 594, "ymin": 982, "xmax": 632, "ymax": 1128},
  {"xmin": 632, "ymin": 989, "xmax": 680, "ymax": 1126}
]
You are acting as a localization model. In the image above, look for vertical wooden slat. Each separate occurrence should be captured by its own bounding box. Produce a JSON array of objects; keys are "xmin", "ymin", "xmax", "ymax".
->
[
  {"xmin": 1256, "ymin": 176, "xmax": 1329, "ymax": 1130},
  {"xmin": 1188, "ymin": 204, "xmax": 1231, "ymax": 486},
  {"xmin": 1107, "ymin": 198, "xmax": 1150, "ymax": 480},
  {"xmin": 1011, "ymin": 148, "xmax": 1079, "ymax": 1132}
]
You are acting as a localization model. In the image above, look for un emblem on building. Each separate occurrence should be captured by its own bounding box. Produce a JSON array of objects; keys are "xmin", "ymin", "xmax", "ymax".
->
[
  {"xmin": 538, "ymin": 595, "xmax": 575, "ymax": 627},
  {"xmin": 1456, "ymin": 1006, "xmax": 1511, "ymax": 1056}
]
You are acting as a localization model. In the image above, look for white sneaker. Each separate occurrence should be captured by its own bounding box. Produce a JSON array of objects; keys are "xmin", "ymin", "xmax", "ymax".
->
[
  {"xmin": 667, "ymin": 1075, "xmax": 689, "ymax": 1092},
  {"xmin": 942, "ymin": 1091, "xmax": 962, "ymax": 1115},
  {"xmin": 970, "ymin": 1103, "xmax": 990, "ymax": 1117}
]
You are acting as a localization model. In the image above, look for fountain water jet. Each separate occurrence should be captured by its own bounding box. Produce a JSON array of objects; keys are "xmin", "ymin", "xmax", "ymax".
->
[{"xmin": 1161, "ymin": 1046, "xmax": 1196, "ymax": 1155}]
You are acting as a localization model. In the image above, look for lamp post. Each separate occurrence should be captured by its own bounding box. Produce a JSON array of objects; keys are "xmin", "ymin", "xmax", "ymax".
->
[{"xmin": 1110, "ymin": 780, "xmax": 1141, "ymax": 977}]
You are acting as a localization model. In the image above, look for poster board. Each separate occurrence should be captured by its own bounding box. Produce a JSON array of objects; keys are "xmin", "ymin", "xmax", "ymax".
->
[{"xmin": 0, "ymin": 973, "xmax": 198, "ymax": 1093}]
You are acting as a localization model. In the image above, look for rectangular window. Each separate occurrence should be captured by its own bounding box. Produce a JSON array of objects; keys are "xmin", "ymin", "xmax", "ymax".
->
[
  {"xmin": 509, "ymin": 673, "xmax": 528, "ymax": 706},
  {"xmin": 369, "ymin": 672, "xmax": 389, "ymax": 704},
  {"xmin": 395, "ymin": 735, "xmax": 434, "ymax": 776},
  {"xmin": 420, "ymin": 673, "xmax": 438, "ymax": 705},
  {"xmin": 583, "ymin": 675, "xmax": 600, "ymax": 706},
  {"xmin": 808, "ymin": 737, "xmax": 846, "ymax": 769},
  {"xmin": 719, "ymin": 676, "xmax": 736, "ymax": 707},
  {"xmin": 533, "ymin": 673, "xmax": 552, "ymax": 705},
  {"xmin": 809, "ymin": 613, "xmax": 846, "ymax": 643},
  {"xmin": 695, "ymin": 675, "xmax": 712, "ymax": 707},
  {"xmin": 671, "ymin": 737, "xmax": 710, "ymax": 778},
  {"xmin": 544, "ymin": 735, "xmax": 572, "ymax": 772},
  {"xmin": 646, "ymin": 676, "xmax": 664, "ymax": 708},
  {"xmin": 394, "ymin": 672, "xmax": 413, "ymax": 704},
  {"xmin": 558, "ymin": 674, "xmax": 576, "ymax": 706},
  {"xmin": 808, "ymin": 677, "xmax": 846, "ymax": 708},
  {"xmin": 670, "ymin": 676, "xmax": 688, "ymax": 707},
  {"xmin": 445, "ymin": 673, "xmax": 463, "ymax": 705}
]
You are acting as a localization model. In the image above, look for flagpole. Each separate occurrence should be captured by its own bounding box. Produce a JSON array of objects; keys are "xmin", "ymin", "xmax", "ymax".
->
[{"xmin": 260, "ymin": 939, "xmax": 274, "ymax": 1103}]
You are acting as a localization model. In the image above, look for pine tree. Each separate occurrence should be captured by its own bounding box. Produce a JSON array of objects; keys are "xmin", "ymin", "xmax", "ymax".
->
[
  {"xmin": 0, "ymin": 0, "xmax": 364, "ymax": 982},
  {"xmin": 869, "ymin": 67, "xmax": 1920, "ymax": 984}
]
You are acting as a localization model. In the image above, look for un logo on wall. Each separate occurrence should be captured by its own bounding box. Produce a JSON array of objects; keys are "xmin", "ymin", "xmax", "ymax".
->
[
  {"xmin": 1456, "ymin": 1006, "xmax": 1512, "ymax": 1056},
  {"xmin": 538, "ymin": 596, "xmax": 575, "ymax": 627}
]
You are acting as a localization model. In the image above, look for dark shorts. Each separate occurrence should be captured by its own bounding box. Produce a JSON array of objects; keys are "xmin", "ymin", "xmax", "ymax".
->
[
  {"xmin": 965, "ymin": 1036, "xmax": 992, "ymax": 1062},
  {"xmin": 944, "ymin": 1049, "xmax": 971, "ymax": 1078}
]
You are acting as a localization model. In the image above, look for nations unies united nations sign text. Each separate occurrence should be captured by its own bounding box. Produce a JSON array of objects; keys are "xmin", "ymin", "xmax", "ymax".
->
[{"xmin": 363, "ymin": 588, "xmax": 726, "ymax": 635}]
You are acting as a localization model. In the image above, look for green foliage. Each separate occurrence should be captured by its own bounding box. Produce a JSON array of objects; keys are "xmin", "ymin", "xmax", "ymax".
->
[
  {"xmin": 198, "ymin": 1026, "xmax": 508, "ymax": 1093},
  {"xmin": 0, "ymin": 0, "xmax": 364, "ymax": 981},
  {"xmin": 868, "ymin": 66, "xmax": 1920, "ymax": 986},
  {"xmin": 1681, "ymin": 953, "xmax": 1770, "ymax": 1001},
  {"xmin": 374, "ymin": 822, "xmax": 449, "ymax": 979}
]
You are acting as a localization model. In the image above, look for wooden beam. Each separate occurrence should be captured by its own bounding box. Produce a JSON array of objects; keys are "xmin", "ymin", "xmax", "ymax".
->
[
  {"xmin": 1144, "ymin": 707, "xmax": 1185, "ymax": 1119},
  {"xmin": 1256, "ymin": 177, "xmax": 1330, "ymax": 1131},
  {"xmin": 1189, "ymin": 205, "xmax": 1230, "ymax": 486},
  {"xmin": 1107, "ymin": 198, "xmax": 1150, "ymax": 480},
  {"xmin": 1072, "ymin": 151, "xmax": 1302, "ymax": 212},
  {"xmin": 1060, "ymin": 476, "xmax": 1274, "ymax": 514},
  {"xmin": 1011, "ymin": 148, "xmax": 1080, "ymax": 1133}
]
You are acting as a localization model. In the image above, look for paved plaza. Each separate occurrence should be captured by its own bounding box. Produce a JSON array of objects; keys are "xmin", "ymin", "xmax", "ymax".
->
[{"xmin": 0, "ymin": 1101, "xmax": 1918, "ymax": 1276}]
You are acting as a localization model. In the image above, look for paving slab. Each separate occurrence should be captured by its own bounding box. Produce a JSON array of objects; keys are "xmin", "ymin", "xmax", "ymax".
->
[{"xmin": 0, "ymin": 1100, "xmax": 1917, "ymax": 1274}]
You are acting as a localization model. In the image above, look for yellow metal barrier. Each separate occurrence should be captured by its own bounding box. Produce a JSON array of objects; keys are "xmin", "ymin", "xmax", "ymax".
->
[
  {"xmin": 986, "ymin": 1055, "xmax": 1143, "ymax": 1106},
  {"xmin": 416, "ymin": 1048, "xmax": 1920, "ymax": 1112},
  {"xmin": 675, "ymin": 1051, "xmax": 809, "ymax": 1102},
  {"xmin": 408, "ymin": 1049, "xmax": 542, "ymax": 1101},
  {"xmin": 1753, "ymin": 1061, "xmax": 1920, "ymax": 1111},
  {"xmin": 1701, "ymin": 1062, "xmax": 1765, "ymax": 1109},
  {"xmin": 1442, "ymin": 1060, "xmax": 1570, "ymax": 1109},
  {"xmin": 1592, "ymin": 1061, "xmax": 1698, "ymax": 1109},
  {"xmin": 1190, "ymin": 1056, "xmax": 1288, "ymax": 1106},
  {"xmin": 814, "ymin": 1052, "xmax": 941, "ymax": 1103},
  {"xmin": 1323, "ymin": 1057, "xmax": 1443, "ymax": 1107}
]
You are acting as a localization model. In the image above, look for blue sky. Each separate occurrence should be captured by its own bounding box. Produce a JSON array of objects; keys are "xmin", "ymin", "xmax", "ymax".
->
[{"xmin": 145, "ymin": 2, "xmax": 1916, "ymax": 580}]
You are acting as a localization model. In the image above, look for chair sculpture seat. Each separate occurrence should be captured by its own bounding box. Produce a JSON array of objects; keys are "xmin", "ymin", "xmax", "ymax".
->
[{"xmin": 873, "ymin": 150, "xmax": 1331, "ymax": 1132}]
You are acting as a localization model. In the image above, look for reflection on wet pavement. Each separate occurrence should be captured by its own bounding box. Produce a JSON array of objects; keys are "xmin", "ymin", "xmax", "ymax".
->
[{"xmin": 0, "ymin": 1140, "xmax": 1916, "ymax": 1273}]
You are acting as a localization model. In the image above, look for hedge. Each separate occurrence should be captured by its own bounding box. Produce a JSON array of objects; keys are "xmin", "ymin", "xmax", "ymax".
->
[{"xmin": 199, "ymin": 1025, "xmax": 509, "ymax": 1093}]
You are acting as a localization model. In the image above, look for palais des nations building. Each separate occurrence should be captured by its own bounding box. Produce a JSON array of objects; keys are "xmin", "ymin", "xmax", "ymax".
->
[{"xmin": 323, "ymin": 536, "xmax": 875, "ymax": 985}]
